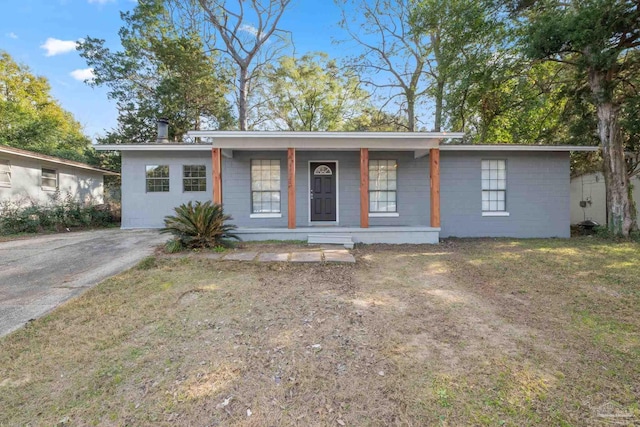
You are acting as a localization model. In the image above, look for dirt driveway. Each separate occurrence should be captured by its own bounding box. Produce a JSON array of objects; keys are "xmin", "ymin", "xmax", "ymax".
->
[{"xmin": 0, "ymin": 229, "xmax": 165, "ymax": 337}]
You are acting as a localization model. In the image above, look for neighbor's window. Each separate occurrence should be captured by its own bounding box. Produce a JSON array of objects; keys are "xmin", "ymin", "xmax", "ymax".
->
[
  {"xmin": 251, "ymin": 159, "xmax": 280, "ymax": 213},
  {"xmin": 481, "ymin": 160, "xmax": 506, "ymax": 211},
  {"xmin": 0, "ymin": 159, "xmax": 10, "ymax": 186},
  {"xmin": 146, "ymin": 165, "xmax": 170, "ymax": 192},
  {"xmin": 369, "ymin": 160, "xmax": 397, "ymax": 212},
  {"xmin": 183, "ymin": 165, "xmax": 206, "ymax": 192},
  {"xmin": 41, "ymin": 168, "xmax": 57, "ymax": 190}
]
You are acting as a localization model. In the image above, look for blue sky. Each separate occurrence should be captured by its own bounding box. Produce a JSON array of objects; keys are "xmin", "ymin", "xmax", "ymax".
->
[{"xmin": 1, "ymin": 0, "xmax": 350, "ymax": 141}]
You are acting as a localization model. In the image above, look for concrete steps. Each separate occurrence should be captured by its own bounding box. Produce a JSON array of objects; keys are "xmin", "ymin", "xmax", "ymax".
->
[{"xmin": 307, "ymin": 234, "xmax": 354, "ymax": 249}]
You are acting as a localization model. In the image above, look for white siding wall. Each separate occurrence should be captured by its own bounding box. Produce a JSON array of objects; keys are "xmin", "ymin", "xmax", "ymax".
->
[
  {"xmin": 570, "ymin": 172, "xmax": 640, "ymax": 225},
  {"xmin": 0, "ymin": 154, "xmax": 105, "ymax": 207}
]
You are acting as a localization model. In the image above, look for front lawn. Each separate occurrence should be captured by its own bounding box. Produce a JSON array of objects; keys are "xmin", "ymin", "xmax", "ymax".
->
[{"xmin": 1, "ymin": 238, "xmax": 638, "ymax": 426}]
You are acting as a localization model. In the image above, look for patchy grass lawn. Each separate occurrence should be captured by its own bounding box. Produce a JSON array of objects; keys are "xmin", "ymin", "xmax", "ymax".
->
[{"xmin": 1, "ymin": 238, "xmax": 639, "ymax": 426}]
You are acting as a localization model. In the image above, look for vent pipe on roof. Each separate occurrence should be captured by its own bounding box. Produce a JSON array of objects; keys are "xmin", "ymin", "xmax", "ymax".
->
[{"xmin": 156, "ymin": 118, "xmax": 169, "ymax": 144}]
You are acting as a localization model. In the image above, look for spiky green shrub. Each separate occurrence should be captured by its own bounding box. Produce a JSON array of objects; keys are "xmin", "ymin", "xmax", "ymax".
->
[{"xmin": 161, "ymin": 201, "xmax": 240, "ymax": 249}]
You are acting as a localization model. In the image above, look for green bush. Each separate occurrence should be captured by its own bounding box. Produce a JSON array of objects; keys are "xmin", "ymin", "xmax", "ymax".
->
[
  {"xmin": 0, "ymin": 197, "xmax": 119, "ymax": 236},
  {"xmin": 161, "ymin": 201, "xmax": 240, "ymax": 250}
]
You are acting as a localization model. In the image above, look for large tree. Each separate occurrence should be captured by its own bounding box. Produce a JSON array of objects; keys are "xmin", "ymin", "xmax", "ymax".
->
[
  {"xmin": 337, "ymin": 0, "xmax": 429, "ymax": 131},
  {"xmin": 79, "ymin": 0, "xmax": 234, "ymax": 144},
  {"xmin": 518, "ymin": 0, "xmax": 639, "ymax": 235},
  {"xmin": 0, "ymin": 51, "xmax": 93, "ymax": 162},
  {"xmin": 256, "ymin": 52, "xmax": 370, "ymax": 131},
  {"xmin": 168, "ymin": 0, "xmax": 293, "ymax": 130}
]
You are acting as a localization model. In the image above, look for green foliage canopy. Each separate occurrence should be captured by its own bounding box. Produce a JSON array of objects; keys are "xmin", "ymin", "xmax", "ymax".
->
[{"xmin": 0, "ymin": 51, "xmax": 93, "ymax": 162}]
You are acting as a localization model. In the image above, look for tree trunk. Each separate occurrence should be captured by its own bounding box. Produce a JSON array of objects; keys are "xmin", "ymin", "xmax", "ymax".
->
[
  {"xmin": 434, "ymin": 79, "xmax": 444, "ymax": 132},
  {"xmin": 406, "ymin": 92, "xmax": 415, "ymax": 132},
  {"xmin": 589, "ymin": 70, "xmax": 634, "ymax": 236},
  {"xmin": 238, "ymin": 66, "xmax": 249, "ymax": 131}
]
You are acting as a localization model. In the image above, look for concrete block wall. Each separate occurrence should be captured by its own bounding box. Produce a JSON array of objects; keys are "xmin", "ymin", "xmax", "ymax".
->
[{"xmin": 440, "ymin": 151, "xmax": 570, "ymax": 238}]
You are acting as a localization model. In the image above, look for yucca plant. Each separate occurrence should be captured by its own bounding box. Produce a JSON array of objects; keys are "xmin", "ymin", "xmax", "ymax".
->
[{"xmin": 161, "ymin": 201, "xmax": 240, "ymax": 250}]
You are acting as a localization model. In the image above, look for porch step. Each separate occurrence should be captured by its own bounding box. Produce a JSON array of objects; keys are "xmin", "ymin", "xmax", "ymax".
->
[{"xmin": 307, "ymin": 234, "xmax": 354, "ymax": 249}]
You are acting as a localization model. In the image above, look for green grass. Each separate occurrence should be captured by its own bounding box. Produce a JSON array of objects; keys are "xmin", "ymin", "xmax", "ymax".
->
[{"xmin": 0, "ymin": 237, "xmax": 638, "ymax": 426}]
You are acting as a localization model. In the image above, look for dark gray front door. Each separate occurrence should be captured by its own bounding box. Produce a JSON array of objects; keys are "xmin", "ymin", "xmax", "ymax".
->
[{"xmin": 310, "ymin": 162, "xmax": 336, "ymax": 222}]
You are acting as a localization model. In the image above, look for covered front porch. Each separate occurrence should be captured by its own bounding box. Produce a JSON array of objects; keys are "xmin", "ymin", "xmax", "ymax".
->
[{"xmin": 189, "ymin": 131, "xmax": 463, "ymax": 244}]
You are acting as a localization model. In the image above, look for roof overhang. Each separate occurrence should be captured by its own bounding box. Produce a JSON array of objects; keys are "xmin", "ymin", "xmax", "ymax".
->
[
  {"xmin": 95, "ymin": 131, "xmax": 464, "ymax": 153},
  {"xmin": 440, "ymin": 144, "xmax": 599, "ymax": 152},
  {"xmin": 0, "ymin": 146, "xmax": 119, "ymax": 175},
  {"xmin": 186, "ymin": 131, "xmax": 465, "ymax": 150}
]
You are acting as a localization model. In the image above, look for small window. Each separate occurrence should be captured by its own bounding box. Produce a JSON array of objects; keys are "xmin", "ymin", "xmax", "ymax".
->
[
  {"xmin": 481, "ymin": 160, "xmax": 506, "ymax": 211},
  {"xmin": 146, "ymin": 165, "xmax": 170, "ymax": 192},
  {"xmin": 41, "ymin": 168, "xmax": 57, "ymax": 190},
  {"xmin": 183, "ymin": 165, "xmax": 206, "ymax": 192},
  {"xmin": 369, "ymin": 160, "xmax": 397, "ymax": 213},
  {"xmin": 251, "ymin": 159, "xmax": 280, "ymax": 213},
  {"xmin": 0, "ymin": 159, "xmax": 10, "ymax": 187}
]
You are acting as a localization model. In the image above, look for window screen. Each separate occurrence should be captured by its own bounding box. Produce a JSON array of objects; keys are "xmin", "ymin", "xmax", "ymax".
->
[
  {"xmin": 146, "ymin": 165, "xmax": 170, "ymax": 192},
  {"xmin": 369, "ymin": 160, "xmax": 397, "ymax": 212},
  {"xmin": 251, "ymin": 160, "xmax": 280, "ymax": 213},
  {"xmin": 481, "ymin": 160, "xmax": 506, "ymax": 211}
]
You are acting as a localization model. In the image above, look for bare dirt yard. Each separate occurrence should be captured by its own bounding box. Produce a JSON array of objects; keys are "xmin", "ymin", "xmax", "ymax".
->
[{"xmin": 1, "ymin": 238, "xmax": 638, "ymax": 426}]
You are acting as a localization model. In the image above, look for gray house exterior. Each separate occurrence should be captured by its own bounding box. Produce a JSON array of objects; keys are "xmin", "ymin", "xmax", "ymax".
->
[
  {"xmin": 0, "ymin": 145, "xmax": 118, "ymax": 207},
  {"xmin": 97, "ymin": 132, "xmax": 597, "ymax": 244}
]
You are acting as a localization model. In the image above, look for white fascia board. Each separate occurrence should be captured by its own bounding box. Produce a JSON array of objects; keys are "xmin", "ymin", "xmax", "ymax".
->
[
  {"xmin": 95, "ymin": 144, "xmax": 213, "ymax": 151},
  {"xmin": 187, "ymin": 130, "xmax": 465, "ymax": 139},
  {"xmin": 439, "ymin": 144, "xmax": 599, "ymax": 152},
  {"xmin": 96, "ymin": 139, "xmax": 442, "ymax": 151}
]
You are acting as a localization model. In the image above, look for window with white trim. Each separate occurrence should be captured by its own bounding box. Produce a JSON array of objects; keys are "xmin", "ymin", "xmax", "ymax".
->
[
  {"xmin": 146, "ymin": 165, "xmax": 170, "ymax": 192},
  {"xmin": 0, "ymin": 159, "xmax": 10, "ymax": 186},
  {"xmin": 481, "ymin": 160, "xmax": 506, "ymax": 212},
  {"xmin": 41, "ymin": 168, "xmax": 57, "ymax": 190},
  {"xmin": 369, "ymin": 160, "xmax": 397, "ymax": 213},
  {"xmin": 183, "ymin": 165, "xmax": 206, "ymax": 192},
  {"xmin": 251, "ymin": 159, "xmax": 280, "ymax": 213}
]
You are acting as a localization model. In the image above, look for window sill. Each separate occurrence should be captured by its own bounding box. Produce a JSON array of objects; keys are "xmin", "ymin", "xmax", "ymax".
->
[
  {"xmin": 482, "ymin": 211, "xmax": 510, "ymax": 217},
  {"xmin": 0, "ymin": 183, "xmax": 11, "ymax": 188},
  {"xmin": 250, "ymin": 213, "xmax": 282, "ymax": 219},
  {"xmin": 369, "ymin": 212, "xmax": 399, "ymax": 218},
  {"xmin": 41, "ymin": 186, "xmax": 57, "ymax": 192}
]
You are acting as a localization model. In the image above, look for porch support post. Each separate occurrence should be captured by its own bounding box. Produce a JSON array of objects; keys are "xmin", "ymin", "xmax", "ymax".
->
[
  {"xmin": 287, "ymin": 148, "xmax": 296, "ymax": 229},
  {"xmin": 360, "ymin": 148, "xmax": 369, "ymax": 228},
  {"xmin": 430, "ymin": 148, "xmax": 440, "ymax": 227},
  {"xmin": 212, "ymin": 148, "xmax": 222, "ymax": 204}
]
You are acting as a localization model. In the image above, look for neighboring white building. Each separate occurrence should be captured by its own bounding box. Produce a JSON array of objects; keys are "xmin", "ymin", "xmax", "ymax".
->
[
  {"xmin": 570, "ymin": 172, "xmax": 640, "ymax": 225},
  {"xmin": 0, "ymin": 145, "xmax": 118, "ymax": 207}
]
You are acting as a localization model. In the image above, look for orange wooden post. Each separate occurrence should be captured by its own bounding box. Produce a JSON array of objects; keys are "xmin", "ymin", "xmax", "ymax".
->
[
  {"xmin": 287, "ymin": 148, "xmax": 296, "ymax": 229},
  {"xmin": 212, "ymin": 148, "xmax": 222, "ymax": 204},
  {"xmin": 360, "ymin": 148, "xmax": 369, "ymax": 228},
  {"xmin": 430, "ymin": 148, "xmax": 441, "ymax": 227}
]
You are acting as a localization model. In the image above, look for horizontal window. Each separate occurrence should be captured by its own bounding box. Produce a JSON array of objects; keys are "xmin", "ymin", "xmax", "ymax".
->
[
  {"xmin": 0, "ymin": 159, "xmax": 10, "ymax": 186},
  {"xmin": 481, "ymin": 160, "xmax": 506, "ymax": 212},
  {"xmin": 41, "ymin": 168, "xmax": 57, "ymax": 190},
  {"xmin": 369, "ymin": 159, "xmax": 397, "ymax": 213},
  {"xmin": 251, "ymin": 160, "xmax": 281, "ymax": 213},
  {"xmin": 146, "ymin": 165, "xmax": 169, "ymax": 192},
  {"xmin": 183, "ymin": 165, "xmax": 206, "ymax": 192}
]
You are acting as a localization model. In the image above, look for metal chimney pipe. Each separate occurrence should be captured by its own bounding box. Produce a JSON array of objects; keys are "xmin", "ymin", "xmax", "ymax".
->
[{"xmin": 156, "ymin": 118, "xmax": 169, "ymax": 143}]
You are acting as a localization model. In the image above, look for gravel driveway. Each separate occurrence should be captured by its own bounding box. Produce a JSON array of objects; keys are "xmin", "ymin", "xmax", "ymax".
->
[{"xmin": 0, "ymin": 229, "xmax": 165, "ymax": 337}]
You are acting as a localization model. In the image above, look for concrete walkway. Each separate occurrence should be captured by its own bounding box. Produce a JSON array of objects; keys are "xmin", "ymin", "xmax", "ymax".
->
[
  {"xmin": 0, "ymin": 229, "xmax": 165, "ymax": 337},
  {"xmin": 197, "ymin": 247, "xmax": 356, "ymax": 263}
]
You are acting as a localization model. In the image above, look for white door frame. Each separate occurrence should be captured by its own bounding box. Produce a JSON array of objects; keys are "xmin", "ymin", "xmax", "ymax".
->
[{"xmin": 308, "ymin": 160, "xmax": 339, "ymax": 225}]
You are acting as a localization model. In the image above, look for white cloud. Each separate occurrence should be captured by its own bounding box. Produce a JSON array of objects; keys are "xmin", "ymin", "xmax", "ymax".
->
[
  {"xmin": 41, "ymin": 38, "xmax": 78, "ymax": 56},
  {"xmin": 240, "ymin": 24, "xmax": 259, "ymax": 37},
  {"xmin": 88, "ymin": 0, "xmax": 115, "ymax": 4},
  {"xmin": 7, "ymin": 32, "xmax": 18, "ymax": 39},
  {"xmin": 70, "ymin": 68, "xmax": 95, "ymax": 82}
]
